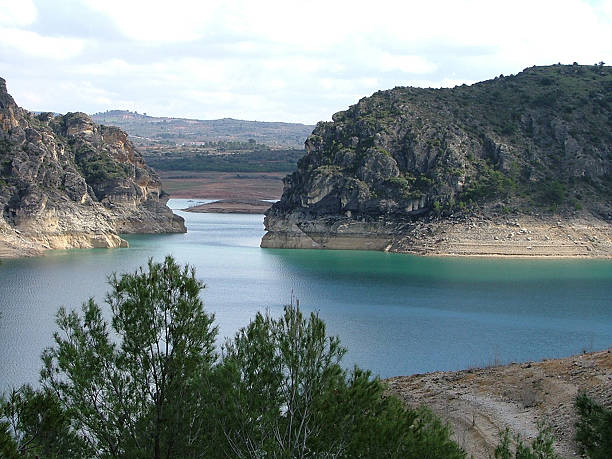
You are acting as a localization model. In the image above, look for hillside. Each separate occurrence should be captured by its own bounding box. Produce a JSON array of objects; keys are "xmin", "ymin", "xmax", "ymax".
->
[
  {"xmin": 387, "ymin": 349, "xmax": 612, "ymax": 458},
  {"xmin": 0, "ymin": 78, "xmax": 185, "ymax": 258},
  {"xmin": 262, "ymin": 64, "xmax": 612, "ymax": 256},
  {"xmin": 91, "ymin": 110, "xmax": 314, "ymax": 149}
]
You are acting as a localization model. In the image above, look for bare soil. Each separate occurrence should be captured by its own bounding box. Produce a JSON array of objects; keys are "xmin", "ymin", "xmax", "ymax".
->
[
  {"xmin": 158, "ymin": 171, "xmax": 285, "ymax": 200},
  {"xmin": 386, "ymin": 349, "xmax": 612, "ymax": 458},
  {"xmin": 390, "ymin": 215, "xmax": 612, "ymax": 258},
  {"xmin": 185, "ymin": 199, "xmax": 273, "ymax": 214}
]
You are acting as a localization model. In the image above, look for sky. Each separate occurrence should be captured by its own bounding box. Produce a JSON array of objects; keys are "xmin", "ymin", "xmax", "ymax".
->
[{"xmin": 1, "ymin": 0, "xmax": 611, "ymax": 124}]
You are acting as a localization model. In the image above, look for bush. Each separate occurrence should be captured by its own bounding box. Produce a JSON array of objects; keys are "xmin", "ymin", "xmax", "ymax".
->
[
  {"xmin": 575, "ymin": 392, "xmax": 612, "ymax": 458},
  {"xmin": 1, "ymin": 257, "xmax": 465, "ymax": 458},
  {"xmin": 494, "ymin": 426, "xmax": 557, "ymax": 458}
]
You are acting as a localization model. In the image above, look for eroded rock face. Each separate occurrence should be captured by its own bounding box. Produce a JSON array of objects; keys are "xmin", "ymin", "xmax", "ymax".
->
[
  {"xmin": 0, "ymin": 77, "xmax": 185, "ymax": 258},
  {"xmin": 263, "ymin": 65, "xmax": 612, "ymax": 253}
]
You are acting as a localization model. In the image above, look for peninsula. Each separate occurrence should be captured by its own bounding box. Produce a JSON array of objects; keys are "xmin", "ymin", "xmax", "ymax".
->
[
  {"xmin": 262, "ymin": 65, "xmax": 612, "ymax": 257},
  {"xmin": 0, "ymin": 78, "xmax": 185, "ymax": 259}
]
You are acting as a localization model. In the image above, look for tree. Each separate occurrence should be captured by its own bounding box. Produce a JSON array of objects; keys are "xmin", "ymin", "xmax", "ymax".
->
[
  {"xmin": 216, "ymin": 305, "xmax": 465, "ymax": 458},
  {"xmin": 0, "ymin": 385, "xmax": 90, "ymax": 458},
  {"xmin": 40, "ymin": 256, "xmax": 218, "ymax": 458},
  {"xmin": 494, "ymin": 426, "xmax": 557, "ymax": 458}
]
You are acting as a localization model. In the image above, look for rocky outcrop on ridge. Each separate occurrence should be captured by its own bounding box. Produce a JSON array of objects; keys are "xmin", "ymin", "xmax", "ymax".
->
[
  {"xmin": 0, "ymin": 78, "xmax": 185, "ymax": 258},
  {"xmin": 262, "ymin": 65, "xmax": 612, "ymax": 256}
]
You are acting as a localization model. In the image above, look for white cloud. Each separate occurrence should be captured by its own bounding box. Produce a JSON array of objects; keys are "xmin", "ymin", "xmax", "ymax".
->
[
  {"xmin": 84, "ymin": 0, "xmax": 221, "ymax": 43},
  {"xmin": 2, "ymin": 0, "xmax": 611, "ymax": 124},
  {"xmin": 0, "ymin": 0, "xmax": 37, "ymax": 26},
  {"xmin": 0, "ymin": 27, "xmax": 85, "ymax": 60},
  {"xmin": 379, "ymin": 54, "xmax": 437, "ymax": 74}
]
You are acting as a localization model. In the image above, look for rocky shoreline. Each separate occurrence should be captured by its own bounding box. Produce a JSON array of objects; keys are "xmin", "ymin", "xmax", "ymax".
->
[
  {"xmin": 386, "ymin": 348, "xmax": 612, "ymax": 458},
  {"xmin": 261, "ymin": 214, "xmax": 612, "ymax": 258}
]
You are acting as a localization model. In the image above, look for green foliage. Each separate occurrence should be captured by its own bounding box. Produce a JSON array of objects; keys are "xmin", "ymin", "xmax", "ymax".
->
[
  {"xmin": 146, "ymin": 149, "xmax": 304, "ymax": 172},
  {"xmin": 3, "ymin": 257, "xmax": 465, "ymax": 458},
  {"xmin": 575, "ymin": 392, "xmax": 612, "ymax": 458},
  {"xmin": 40, "ymin": 256, "xmax": 218, "ymax": 458},
  {"xmin": 494, "ymin": 426, "xmax": 557, "ymax": 458},
  {"xmin": 216, "ymin": 305, "xmax": 465, "ymax": 458},
  {"xmin": 76, "ymin": 151, "xmax": 129, "ymax": 183},
  {"xmin": 0, "ymin": 385, "xmax": 90, "ymax": 458},
  {"xmin": 460, "ymin": 161, "xmax": 516, "ymax": 204}
]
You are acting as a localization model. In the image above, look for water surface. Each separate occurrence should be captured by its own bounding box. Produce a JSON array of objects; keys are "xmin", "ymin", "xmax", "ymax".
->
[{"xmin": 1, "ymin": 199, "xmax": 611, "ymax": 392}]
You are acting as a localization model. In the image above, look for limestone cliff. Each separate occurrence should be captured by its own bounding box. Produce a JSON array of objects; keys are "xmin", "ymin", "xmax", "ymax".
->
[
  {"xmin": 262, "ymin": 64, "xmax": 612, "ymax": 256},
  {"xmin": 0, "ymin": 77, "xmax": 185, "ymax": 258}
]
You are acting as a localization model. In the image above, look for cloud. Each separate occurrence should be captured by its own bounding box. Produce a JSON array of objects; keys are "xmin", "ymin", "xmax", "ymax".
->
[
  {"xmin": 379, "ymin": 54, "xmax": 437, "ymax": 74},
  {"xmin": 1, "ymin": 0, "xmax": 611, "ymax": 124},
  {"xmin": 0, "ymin": 0, "xmax": 37, "ymax": 26},
  {"xmin": 0, "ymin": 27, "xmax": 85, "ymax": 60},
  {"xmin": 84, "ymin": 0, "xmax": 220, "ymax": 43}
]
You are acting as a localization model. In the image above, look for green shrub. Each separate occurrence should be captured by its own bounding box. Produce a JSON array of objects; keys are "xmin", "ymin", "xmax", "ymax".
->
[
  {"xmin": 494, "ymin": 426, "xmax": 557, "ymax": 458},
  {"xmin": 575, "ymin": 392, "xmax": 612, "ymax": 458}
]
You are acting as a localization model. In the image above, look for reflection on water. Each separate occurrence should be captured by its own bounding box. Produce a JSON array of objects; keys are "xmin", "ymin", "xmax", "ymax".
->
[{"xmin": 1, "ymin": 199, "xmax": 611, "ymax": 391}]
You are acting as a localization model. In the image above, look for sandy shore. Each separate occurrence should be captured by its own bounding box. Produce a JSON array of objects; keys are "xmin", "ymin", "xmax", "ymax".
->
[
  {"xmin": 185, "ymin": 199, "xmax": 273, "ymax": 214},
  {"xmin": 387, "ymin": 349, "xmax": 612, "ymax": 458}
]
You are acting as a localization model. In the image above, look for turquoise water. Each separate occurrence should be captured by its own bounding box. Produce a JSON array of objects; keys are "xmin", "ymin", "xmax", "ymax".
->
[{"xmin": 1, "ymin": 199, "xmax": 611, "ymax": 392}]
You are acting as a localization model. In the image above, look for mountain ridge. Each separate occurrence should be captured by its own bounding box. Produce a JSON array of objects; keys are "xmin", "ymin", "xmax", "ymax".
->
[{"xmin": 91, "ymin": 110, "xmax": 314, "ymax": 149}]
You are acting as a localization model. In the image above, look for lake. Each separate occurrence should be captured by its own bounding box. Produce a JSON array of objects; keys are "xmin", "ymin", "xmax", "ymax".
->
[{"xmin": 1, "ymin": 199, "xmax": 611, "ymax": 392}]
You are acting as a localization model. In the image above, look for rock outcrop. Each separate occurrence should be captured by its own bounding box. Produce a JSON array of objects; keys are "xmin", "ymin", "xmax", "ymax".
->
[
  {"xmin": 262, "ymin": 65, "xmax": 612, "ymax": 256},
  {"xmin": 0, "ymin": 78, "xmax": 185, "ymax": 258}
]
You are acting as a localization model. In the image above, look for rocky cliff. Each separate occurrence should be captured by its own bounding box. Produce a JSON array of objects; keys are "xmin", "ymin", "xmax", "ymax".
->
[
  {"xmin": 0, "ymin": 78, "xmax": 185, "ymax": 258},
  {"xmin": 262, "ymin": 64, "xmax": 612, "ymax": 256}
]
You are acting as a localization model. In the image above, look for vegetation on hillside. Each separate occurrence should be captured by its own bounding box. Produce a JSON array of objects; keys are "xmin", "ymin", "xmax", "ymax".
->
[
  {"xmin": 0, "ymin": 257, "xmax": 465, "ymax": 458},
  {"xmin": 273, "ymin": 64, "xmax": 612, "ymax": 221}
]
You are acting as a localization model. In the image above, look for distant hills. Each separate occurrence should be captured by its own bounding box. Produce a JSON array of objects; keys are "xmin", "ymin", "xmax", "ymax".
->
[{"xmin": 91, "ymin": 110, "xmax": 314, "ymax": 149}]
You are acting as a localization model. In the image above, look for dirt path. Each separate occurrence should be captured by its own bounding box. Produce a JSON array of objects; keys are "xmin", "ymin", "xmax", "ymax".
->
[{"xmin": 386, "ymin": 349, "xmax": 612, "ymax": 458}]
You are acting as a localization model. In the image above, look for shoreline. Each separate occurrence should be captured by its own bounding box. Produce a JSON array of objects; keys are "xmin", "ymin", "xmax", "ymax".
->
[
  {"xmin": 386, "ymin": 348, "xmax": 612, "ymax": 458},
  {"xmin": 261, "ymin": 214, "xmax": 612, "ymax": 259}
]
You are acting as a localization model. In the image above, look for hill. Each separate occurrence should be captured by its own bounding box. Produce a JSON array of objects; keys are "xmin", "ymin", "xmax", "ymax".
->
[
  {"xmin": 0, "ymin": 78, "xmax": 185, "ymax": 258},
  {"xmin": 262, "ymin": 64, "xmax": 612, "ymax": 257},
  {"xmin": 91, "ymin": 110, "xmax": 314, "ymax": 149}
]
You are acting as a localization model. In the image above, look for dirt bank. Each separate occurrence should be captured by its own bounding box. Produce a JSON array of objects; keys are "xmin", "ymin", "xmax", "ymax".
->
[
  {"xmin": 386, "ymin": 349, "xmax": 612, "ymax": 458},
  {"xmin": 185, "ymin": 199, "xmax": 272, "ymax": 214}
]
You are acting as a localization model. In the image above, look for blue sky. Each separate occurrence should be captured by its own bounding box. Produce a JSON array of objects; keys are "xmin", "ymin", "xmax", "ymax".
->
[{"xmin": 1, "ymin": 0, "xmax": 611, "ymax": 124}]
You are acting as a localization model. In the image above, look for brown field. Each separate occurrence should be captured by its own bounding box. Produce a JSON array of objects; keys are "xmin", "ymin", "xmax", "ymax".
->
[{"xmin": 158, "ymin": 171, "xmax": 286, "ymax": 200}]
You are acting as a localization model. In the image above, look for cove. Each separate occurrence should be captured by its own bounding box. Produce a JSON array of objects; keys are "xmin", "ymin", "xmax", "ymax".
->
[{"xmin": 1, "ymin": 199, "xmax": 611, "ymax": 392}]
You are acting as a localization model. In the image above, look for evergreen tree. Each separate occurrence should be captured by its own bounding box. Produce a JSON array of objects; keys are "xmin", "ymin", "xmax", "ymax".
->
[{"xmin": 40, "ymin": 256, "xmax": 217, "ymax": 458}]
